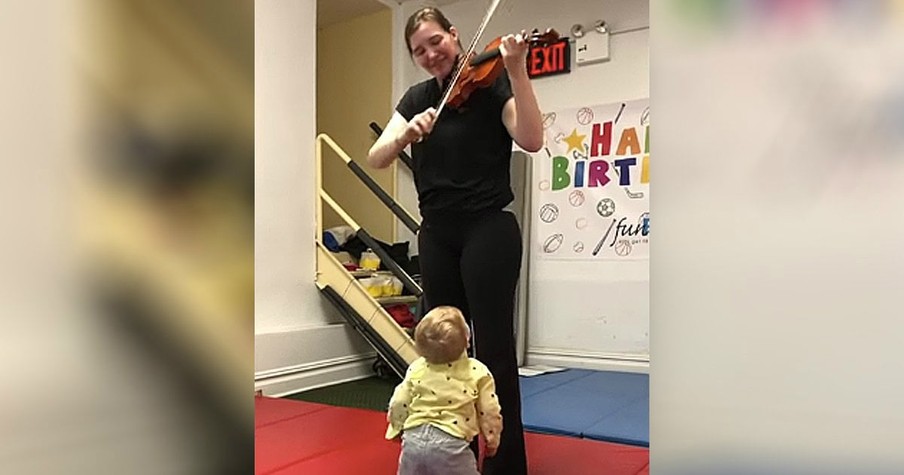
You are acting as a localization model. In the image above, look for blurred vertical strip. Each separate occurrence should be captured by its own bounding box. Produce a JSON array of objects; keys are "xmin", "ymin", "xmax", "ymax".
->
[
  {"xmin": 653, "ymin": 0, "xmax": 904, "ymax": 474},
  {"xmin": 1, "ymin": 0, "xmax": 253, "ymax": 473}
]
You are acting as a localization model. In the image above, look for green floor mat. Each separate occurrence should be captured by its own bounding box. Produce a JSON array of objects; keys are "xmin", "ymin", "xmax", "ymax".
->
[{"xmin": 286, "ymin": 376, "xmax": 398, "ymax": 412}]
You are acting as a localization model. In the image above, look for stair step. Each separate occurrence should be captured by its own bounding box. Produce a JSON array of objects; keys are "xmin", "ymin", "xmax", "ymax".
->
[
  {"xmin": 350, "ymin": 270, "xmax": 393, "ymax": 278},
  {"xmin": 375, "ymin": 295, "xmax": 419, "ymax": 306}
]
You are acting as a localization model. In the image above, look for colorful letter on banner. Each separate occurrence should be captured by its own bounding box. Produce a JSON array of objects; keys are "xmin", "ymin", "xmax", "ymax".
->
[{"xmin": 532, "ymin": 99, "xmax": 650, "ymax": 260}]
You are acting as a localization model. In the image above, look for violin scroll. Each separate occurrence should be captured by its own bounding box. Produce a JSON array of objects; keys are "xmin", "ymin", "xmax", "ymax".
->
[
  {"xmin": 444, "ymin": 27, "xmax": 560, "ymax": 109},
  {"xmin": 525, "ymin": 28, "xmax": 560, "ymax": 47}
]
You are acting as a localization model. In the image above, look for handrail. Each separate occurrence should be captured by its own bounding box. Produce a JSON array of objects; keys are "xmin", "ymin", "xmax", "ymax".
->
[
  {"xmin": 369, "ymin": 122, "xmax": 414, "ymax": 171},
  {"xmin": 316, "ymin": 133, "xmax": 419, "ymax": 234},
  {"xmin": 320, "ymin": 190, "xmax": 422, "ymax": 297},
  {"xmin": 315, "ymin": 133, "xmax": 423, "ymax": 297}
]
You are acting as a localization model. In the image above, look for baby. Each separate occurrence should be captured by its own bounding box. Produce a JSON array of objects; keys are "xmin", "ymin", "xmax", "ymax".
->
[{"xmin": 386, "ymin": 306, "xmax": 503, "ymax": 475}]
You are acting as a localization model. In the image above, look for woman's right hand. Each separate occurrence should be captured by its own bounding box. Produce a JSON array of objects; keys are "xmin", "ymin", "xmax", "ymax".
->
[{"xmin": 399, "ymin": 107, "xmax": 437, "ymax": 144}]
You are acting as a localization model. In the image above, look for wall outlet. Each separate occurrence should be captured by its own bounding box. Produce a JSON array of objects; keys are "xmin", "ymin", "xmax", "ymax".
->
[{"xmin": 575, "ymin": 31, "xmax": 610, "ymax": 65}]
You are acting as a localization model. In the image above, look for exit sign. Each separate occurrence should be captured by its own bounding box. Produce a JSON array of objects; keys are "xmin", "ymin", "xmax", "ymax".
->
[{"xmin": 528, "ymin": 38, "xmax": 570, "ymax": 78}]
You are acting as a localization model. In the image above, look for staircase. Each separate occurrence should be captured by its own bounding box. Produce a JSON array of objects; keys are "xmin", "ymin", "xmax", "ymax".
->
[{"xmin": 314, "ymin": 133, "xmax": 421, "ymax": 379}]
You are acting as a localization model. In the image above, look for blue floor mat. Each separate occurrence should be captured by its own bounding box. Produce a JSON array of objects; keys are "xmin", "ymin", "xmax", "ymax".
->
[
  {"xmin": 519, "ymin": 369, "xmax": 649, "ymax": 446},
  {"xmin": 519, "ymin": 368, "xmax": 594, "ymax": 398},
  {"xmin": 584, "ymin": 398, "xmax": 649, "ymax": 447}
]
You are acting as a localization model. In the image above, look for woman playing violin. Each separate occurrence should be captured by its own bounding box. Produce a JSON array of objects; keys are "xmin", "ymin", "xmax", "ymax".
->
[{"xmin": 368, "ymin": 6, "xmax": 542, "ymax": 475}]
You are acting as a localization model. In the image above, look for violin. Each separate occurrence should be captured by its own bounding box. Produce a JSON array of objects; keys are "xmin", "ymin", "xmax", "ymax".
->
[{"xmin": 443, "ymin": 28, "xmax": 560, "ymax": 110}]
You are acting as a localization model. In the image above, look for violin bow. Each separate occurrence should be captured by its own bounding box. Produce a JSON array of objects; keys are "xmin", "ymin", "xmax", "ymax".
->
[{"xmin": 435, "ymin": 0, "xmax": 502, "ymax": 117}]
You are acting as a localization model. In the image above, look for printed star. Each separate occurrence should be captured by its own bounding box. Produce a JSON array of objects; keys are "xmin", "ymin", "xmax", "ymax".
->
[{"xmin": 563, "ymin": 128, "xmax": 586, "ymax": 154}]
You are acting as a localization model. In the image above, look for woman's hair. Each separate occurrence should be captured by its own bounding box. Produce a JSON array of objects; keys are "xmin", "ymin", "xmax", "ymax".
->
[
  {"xmin": 414, "ymin": 306, "xmax": 469, "ymax": 364},
  {"xmin": 404, "ymin": 6, "xmax": 456, "ymax": 56}
]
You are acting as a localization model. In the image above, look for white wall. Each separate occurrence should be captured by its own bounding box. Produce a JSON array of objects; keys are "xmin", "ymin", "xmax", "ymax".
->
[
  {"xmin": 394, "ymin": 0, "xmax": 650, "ymax": 371},
  {"xmin": 255, "ymin": 0, "xmax": 374, "ymax": 396}
]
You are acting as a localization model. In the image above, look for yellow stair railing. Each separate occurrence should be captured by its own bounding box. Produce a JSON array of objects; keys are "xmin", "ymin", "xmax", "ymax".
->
[{"xmin": 314, "ymin": 133, "xmax": 419, "ymax": 376}]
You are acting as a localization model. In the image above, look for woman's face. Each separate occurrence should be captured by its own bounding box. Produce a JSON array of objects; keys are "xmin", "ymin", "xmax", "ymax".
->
[{"xmin": 408, "ymin": 20, "xmax": 459, "ymax": 80}]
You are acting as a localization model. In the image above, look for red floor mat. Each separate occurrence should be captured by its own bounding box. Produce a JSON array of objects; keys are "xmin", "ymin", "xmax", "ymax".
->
[
  {"xmin": 255, "ymin": 396, "xmax": 648, "ymax": 475},
  {"xmin": 524, "ymin": 431, "xmax": 649, "ymax": 475},
  {"xmin": 255, "ymin": 396, "xmax": 331, "ymax": 428}
]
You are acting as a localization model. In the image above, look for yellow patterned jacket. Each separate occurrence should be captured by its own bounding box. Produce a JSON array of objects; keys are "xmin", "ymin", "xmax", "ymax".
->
[{"xmin": 385, "ymin": 354, "xmax": 503, "ymax": 451}]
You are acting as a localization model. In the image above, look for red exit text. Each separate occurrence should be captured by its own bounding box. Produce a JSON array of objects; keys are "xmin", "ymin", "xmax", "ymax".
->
[{"xmin": 528, "ymin": 38, "xmax": 571, "ymax": 78}]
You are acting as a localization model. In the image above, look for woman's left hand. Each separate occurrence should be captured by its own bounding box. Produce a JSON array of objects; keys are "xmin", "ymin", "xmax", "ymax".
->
[{"xmin": 499, "ymin": 30, "xmax": 529, "ymax": 75}]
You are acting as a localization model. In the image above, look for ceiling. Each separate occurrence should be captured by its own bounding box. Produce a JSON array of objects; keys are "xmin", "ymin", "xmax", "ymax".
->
[{"xmin": 317, "ymin": 0, "xmax": 464, "ymax": 28}]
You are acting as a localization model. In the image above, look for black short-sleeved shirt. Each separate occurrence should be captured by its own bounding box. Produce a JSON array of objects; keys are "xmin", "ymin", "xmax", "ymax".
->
[{"xmin": 396, "ymin": 72, "xmax": 514, "ymax": 220}]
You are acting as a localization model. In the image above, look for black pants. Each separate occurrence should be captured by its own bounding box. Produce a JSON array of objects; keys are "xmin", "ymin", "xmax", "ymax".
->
[{"xmin": 418, "ymin": 209, "xmax": 527, "ymax": 475}]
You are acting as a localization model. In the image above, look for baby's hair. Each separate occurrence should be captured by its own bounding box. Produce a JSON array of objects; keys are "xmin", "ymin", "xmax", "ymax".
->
[{"xmin": 414, "ymin": 306, "xmax": 469, "ymax": 364}]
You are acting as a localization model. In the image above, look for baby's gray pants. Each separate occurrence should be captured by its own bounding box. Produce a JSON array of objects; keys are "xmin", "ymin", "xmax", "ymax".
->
[{"xmin": 398, "ymin": 424, "xmax": 479, "ymax": 475}]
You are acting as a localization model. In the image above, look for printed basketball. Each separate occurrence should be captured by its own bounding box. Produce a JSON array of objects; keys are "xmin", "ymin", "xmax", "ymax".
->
[
  {"xmin": 573, "ymin": 241, "xmax": 585, "ymax": 253},
  {"xmin": 614, "ymin": 239, "xmax": 632, "ymax": 256},
  {"xmin": 568, "ymin": 190, "xmax": 585, "ymax": 207},
  {"xmin": 576, "ymin": 107, "xmax": 594, "ymax": 125}
]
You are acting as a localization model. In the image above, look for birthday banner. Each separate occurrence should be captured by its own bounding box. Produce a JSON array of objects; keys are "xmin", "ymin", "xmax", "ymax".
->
[{"xmin": 531, "ymin": 99, "xmax": 650, "ymax": 260}]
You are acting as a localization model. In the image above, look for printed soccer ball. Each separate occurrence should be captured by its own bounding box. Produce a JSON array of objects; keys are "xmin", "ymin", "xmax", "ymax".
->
[{"xmin": 596, "ymin": 198, "xmax": 616, "ymax": 218}]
